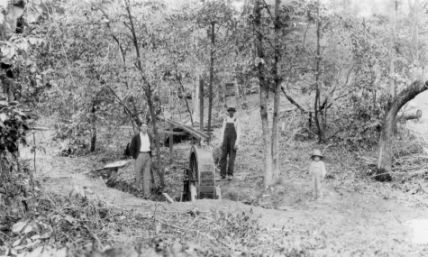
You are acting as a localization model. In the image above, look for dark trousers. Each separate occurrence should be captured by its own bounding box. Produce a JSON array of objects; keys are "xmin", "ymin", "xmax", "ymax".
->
[{"xmin": 220, "ymin": 123, "xmax": 237, "ymax": 177}]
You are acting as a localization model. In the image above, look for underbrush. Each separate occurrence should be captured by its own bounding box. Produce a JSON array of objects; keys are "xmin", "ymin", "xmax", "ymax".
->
[
  {"xmin": 219, "ymin": 108, "xmax": 428, "ymax": 209},
  {"xmin": 101, "ymin": 145, "xmax": 189, "ymax": 201},
  {"xmin": 84, "ymin": 107, "xmax": 427, "ymax": 209},
  {"xmin": 0, "ymin": 191, "xmax": 310, "ymax": 257}
]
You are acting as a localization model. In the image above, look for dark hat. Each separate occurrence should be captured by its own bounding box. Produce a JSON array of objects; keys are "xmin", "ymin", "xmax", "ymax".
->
[
  {"xmin": 227, "ymin": 107, "xmax": 236, "ymax": 112},
  {"xmin": 137, "ymin": 121, "xmax": 148, "ymax": 127}
]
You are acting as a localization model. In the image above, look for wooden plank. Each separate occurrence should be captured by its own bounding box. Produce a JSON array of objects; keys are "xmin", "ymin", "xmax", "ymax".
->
[
  {"xmin": 163, "ymin": 130, "xmax": 188, "ymax": 136},
  {"xmin": 103, "ymin": 160, "xmax": 130, "ymax": 169},
  {"xmin": 29, "ymin": 126, "xmax": 51, "ymax": 131},
  {"xmin": 157, "ymin": 117, "xmax": 209, "ymax": 140},
  {"xmin": 162, "ymin": 193, "xmax": 175, "ymax": 203}
]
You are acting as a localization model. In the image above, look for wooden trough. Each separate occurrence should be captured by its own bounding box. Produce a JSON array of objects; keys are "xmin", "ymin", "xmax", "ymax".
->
[{"xmin": 89, "ymin": 160, "xmax": 130, "ymax": 180}]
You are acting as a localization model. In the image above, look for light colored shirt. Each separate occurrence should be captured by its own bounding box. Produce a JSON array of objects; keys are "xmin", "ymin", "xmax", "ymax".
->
[
  {"xmin": 309, "ymin": 160, "xmax": 326, "ymax": 178},
  {"xmin": 139, "ymin": 132, "xmax": 151, "ymax": 152},
  {"xmin": 220, "ymin": 116, "xmax": 240, "ymax": 146}
]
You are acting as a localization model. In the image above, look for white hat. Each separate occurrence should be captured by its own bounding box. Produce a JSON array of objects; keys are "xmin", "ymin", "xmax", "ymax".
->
[{"xmin": 310, "ymin": 149, "xmax": 323, "ymax": 159}]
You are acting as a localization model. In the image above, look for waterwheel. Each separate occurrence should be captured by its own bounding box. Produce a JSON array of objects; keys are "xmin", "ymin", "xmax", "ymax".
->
[{"xmin": 182, "ymin": 145, "xmax": 217, "ymax": 201}]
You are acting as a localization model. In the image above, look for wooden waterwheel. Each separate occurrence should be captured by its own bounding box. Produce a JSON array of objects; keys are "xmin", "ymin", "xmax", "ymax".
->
[
  {"xmin": 157, "ymin": 118, "xmax": 218, "ymax": 201},
  {"xmin": 182, "ymin": 145, "xmax": 217, "ymax": 201}
]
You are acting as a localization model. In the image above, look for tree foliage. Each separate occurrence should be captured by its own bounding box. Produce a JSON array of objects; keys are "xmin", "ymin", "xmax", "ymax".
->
[{"xmin": 6, "ymin": 0, "xmax": 427, "ymax": 180}]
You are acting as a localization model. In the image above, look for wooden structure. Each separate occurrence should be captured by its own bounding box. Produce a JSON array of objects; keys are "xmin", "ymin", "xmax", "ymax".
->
[
  {"xmin": 182, "ymin": 145, "xmax": 217, "ymax": 201},
  {"xmin": 159, "ymin": 118, "xmax": 209, "ymax": 142},
  {"xmin": 90, "ymin": 160, "xmax": 130, "ymax": 180},
  {"xmin": 157, "ymin": 96, "xmax": 218, "ymax": 201}
]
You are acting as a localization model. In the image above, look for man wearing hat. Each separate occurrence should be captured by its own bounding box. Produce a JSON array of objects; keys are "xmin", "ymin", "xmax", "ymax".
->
[
  {"xmin": 129, "ymin": 122, "xmax": 155, "ymax": 197},
  {"xmin": 309, "ymin": 149, "xmax": 327, "ymax": 199},
  {"xmin": 219, "ymin": 107, "xmax": 240, "ymax": 180}
]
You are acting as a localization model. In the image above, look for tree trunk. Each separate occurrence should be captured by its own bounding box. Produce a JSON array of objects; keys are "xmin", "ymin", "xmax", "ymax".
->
[
  {"xmin": 390, "ymin": 0, "xmax": 398, "ymax": 97},
  {"xmin": 314, "ymin": 0, "xmax": 324, "ymax": 143},
  {"xmin": 408, "ymin": 0, "xmax": 420, "ymax": 67},
  {"xmin": 233, "ymin": 30, "xmax": 247, "ymax": 110},
  {"xmin": 234, "ymin": 79, "xmax": 241, "ymax": 109},
  {"xmin": 90, "ymin": 101, "xmax": 97, "ymax": 152},
  {"xmin": 192, "ymin": 79, "xmax": 199, "ymax": 126},
  {"xmin": 271, "ymin": 0, "xmax": 281, "ymax": 182},
  {"xmin": 240, "ymin": 79, "xmax": 248, "ymax": 109},
  {"xmin": 145, "ymin": 85, "xmax": 164, "ymax": 188},
  {"xmin": 261, "ymin": 90, "xmax": 273, "ymax": 188},
  {"xmin": 376, "ymin": 80, "xmax": 428, "ymax": 181},
  {"xmin": 177, "ymin": 75, "xmax": 193, "ymax": 126},
  {"xmin": 124, "ymin": 0, "xmax": 164, "ymax": 188},
  {"xmin": 254, "ymin": 0, "xmax": 273, "ymax": 188},
  {"xmin": 219, "ymin": 82, "xmax": 226, "ymax": 109},
  {"xmin": 207, "ymin": 22, "xmax": 215, "ymax": 142},
  {"xmin": 323, "ymin": 99, "xmax": 328, "ymax": 130}
]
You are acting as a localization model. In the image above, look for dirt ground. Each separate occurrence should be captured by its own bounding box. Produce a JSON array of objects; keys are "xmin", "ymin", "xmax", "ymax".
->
[{"xmin": 20, "ymin": 99, "xmax": 428, "ymax": 256}]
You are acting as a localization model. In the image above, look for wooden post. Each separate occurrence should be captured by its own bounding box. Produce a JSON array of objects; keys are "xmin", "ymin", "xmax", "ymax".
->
[
  {"xmin": 31, "ymin": 132, "xmax": 36, "ymax": 191},
  {"xmin": 190, "ymin": 184, "xmax": 197, "ymax": 202},
  {"xmin": 192, "ymin": 79, "xmax": 199, "ymax": 126},
  {"xmin": 234, "ymin": 79, "xmax": 241, "ymax": 109},
  {"xmin": 33, "ymin": 132, "xmax": 36, "ymax": 174},
  {"xmin": 169, "ymin": 90, "xmax": 173, "ymax": 164},
  {"xmin": 199, "ymin": 78, "xmax": 204, "ymax": 131},
  {"xmin": 169, "ymin": 123, "xmax": 173, "ymax": 164}
]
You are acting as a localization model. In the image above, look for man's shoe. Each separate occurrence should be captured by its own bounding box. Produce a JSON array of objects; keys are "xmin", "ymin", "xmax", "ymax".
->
[{"xmin": 227, "ymin": 175, "xmax": 233, "ymax": 181}]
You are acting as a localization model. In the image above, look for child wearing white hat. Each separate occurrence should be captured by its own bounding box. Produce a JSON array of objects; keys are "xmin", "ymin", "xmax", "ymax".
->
[{"xmin": 309, "ymin": 149, "xmax": 327, "ymax": 199}]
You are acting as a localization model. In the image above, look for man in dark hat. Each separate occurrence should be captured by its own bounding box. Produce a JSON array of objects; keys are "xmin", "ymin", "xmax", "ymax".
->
[
  {"xmin": 219, "ymin": 107, "xmax": 240, "ymax": 180},
  {"xmin": 129, "ymin": 122, "xmax": 154, "ymax": 197}
]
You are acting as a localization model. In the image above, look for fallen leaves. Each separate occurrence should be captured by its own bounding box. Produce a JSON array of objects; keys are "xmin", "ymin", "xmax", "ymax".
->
[
  {"xmin": 15, "ymin": 246, "xmax": 66, "ymax": 257},
  {"xmin": 3, "ymin": 217, "xmax": 58, "ymax": 256}
]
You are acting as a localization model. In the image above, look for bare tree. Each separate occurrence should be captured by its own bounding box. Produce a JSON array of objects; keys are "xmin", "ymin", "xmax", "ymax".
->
[
  {"xmin": 314, "ymin": 0, "xmax": 324, "ymax": 143},
  {"xmin": 271, "ymin": 0, "xmax": 282, "ymax": 181},
  {"xmin": 254, "ymin": 0, "xmax": 273, "ymax": 187},
  {"xmin": 253, "ymin": 0, "xmax": 286, "ymax": 187},
  {"xmin": 124, "ymin": 0, "xmax": 164, "ymax": 188},
  {"xmin": 208, "ymin": 22, "xmax": 215, "ymax": 141}
]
